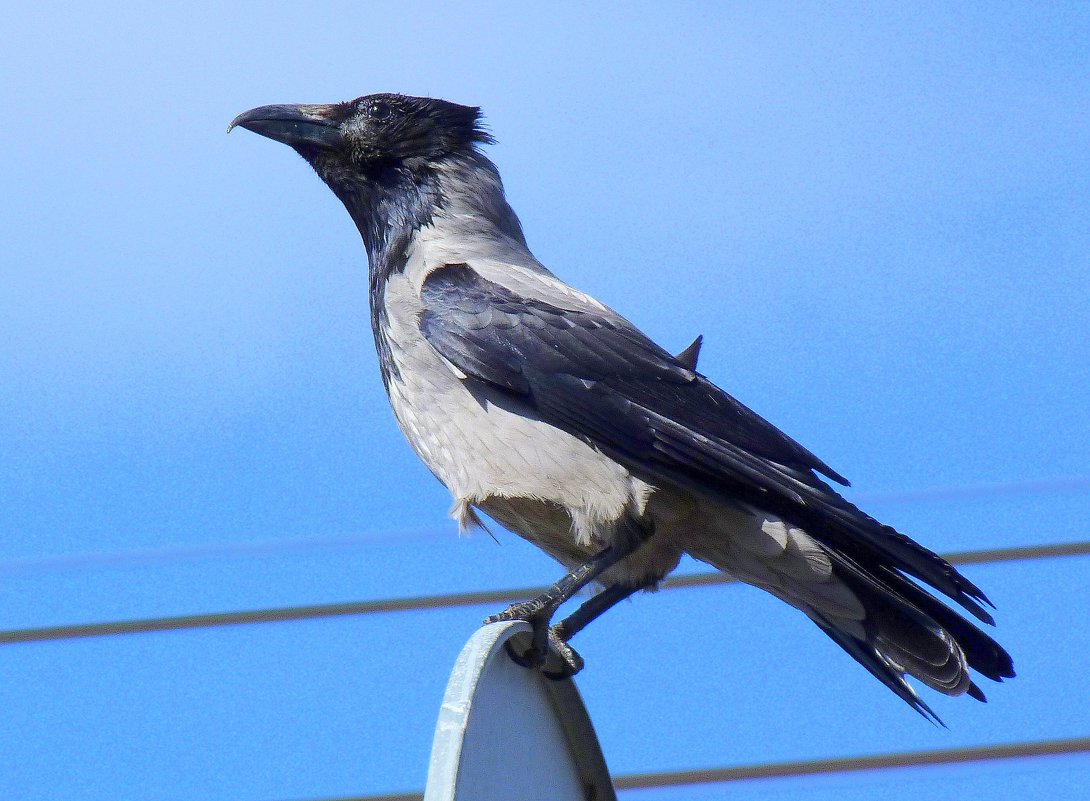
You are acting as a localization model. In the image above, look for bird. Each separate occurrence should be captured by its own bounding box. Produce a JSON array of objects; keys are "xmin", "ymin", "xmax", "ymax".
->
[{"xmin": 230, "ymin": 93, "xmax": 1014, "ymax": 721}]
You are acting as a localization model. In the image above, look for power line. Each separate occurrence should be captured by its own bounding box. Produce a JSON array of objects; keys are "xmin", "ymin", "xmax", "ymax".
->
[
  {"xmin": 612, "ymin": 736, "xmax": 1090, "ymax": 791},
  {"xmin": 665, "ymin": 539, "xmax": 1090, "ymax": 591},
  {"xmin": 3, "ymin": 539, "xmax": 1088, "ymax": 645},
  {"xmin": 283, "ymin": 736, "xmax": 1090, "ymax": 801}
]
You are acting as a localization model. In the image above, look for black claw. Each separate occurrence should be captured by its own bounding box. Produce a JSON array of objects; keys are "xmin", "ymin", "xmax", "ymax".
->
[
  {"xmin": 503, "ymin": 639, "xmax": 546, "ymax": 669},
  {"xmin": 541, "ymin": 628, "xmax": 585, "ymax": 680},
  {"xmin": 489, "ymin": 598, "xmax": 556, "ymax": 671},
  {"xmin": 496, "ymin": 618, "xmax": 585, "ymax": 679},
  {"xmin": 484, "ymin": 598, "xmax": 549, "ymax": 627},
  {"xmin": 486, "ymin": 548, "xmax": 635, "ymax": 678}
]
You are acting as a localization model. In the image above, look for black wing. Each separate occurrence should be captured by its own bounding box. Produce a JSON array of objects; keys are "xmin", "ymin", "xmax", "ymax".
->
[{"xmin": 419, "ymin": 263, "xmax": 993, "ymax": 622}]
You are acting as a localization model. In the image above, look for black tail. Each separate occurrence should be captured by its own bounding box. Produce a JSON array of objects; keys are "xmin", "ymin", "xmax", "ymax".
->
[{"xmin": 814, "ymin": 548, "xmax": 1015, "ymax": 723}]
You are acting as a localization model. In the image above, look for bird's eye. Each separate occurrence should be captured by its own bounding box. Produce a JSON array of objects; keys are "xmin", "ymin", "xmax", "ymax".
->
[{"xmin": 368, "ymin": 100, "xmax": 393, "ymax": 122}]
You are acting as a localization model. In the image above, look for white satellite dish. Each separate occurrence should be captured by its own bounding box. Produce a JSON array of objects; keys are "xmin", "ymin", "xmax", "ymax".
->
[{"xmin": 424, "ymin": 621, "xmax": 616, "ymax": 801}]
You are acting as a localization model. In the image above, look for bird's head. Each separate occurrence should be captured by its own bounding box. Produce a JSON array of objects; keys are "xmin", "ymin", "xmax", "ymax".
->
[
  {"xmin": 230, "ymin": 93, "xmax": 520, "ymax": 266},
  {"xmin": 229, "ymin": 93, "xmax": 491, "ymax": 179}
]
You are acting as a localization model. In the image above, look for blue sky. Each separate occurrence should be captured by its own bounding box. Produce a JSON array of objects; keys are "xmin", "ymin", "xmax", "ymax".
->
[{"xmin": 2, "ymin": 3, "xmax": 1088, "ymax": 799}]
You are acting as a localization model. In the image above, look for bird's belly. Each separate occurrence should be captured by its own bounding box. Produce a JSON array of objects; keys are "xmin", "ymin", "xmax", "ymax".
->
[{"xmin": 386, "ymin": 340, "xmax": 632, "ymax": 529}]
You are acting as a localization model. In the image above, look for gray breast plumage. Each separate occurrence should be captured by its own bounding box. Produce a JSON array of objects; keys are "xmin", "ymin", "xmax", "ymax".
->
[{"xmin": 371, "ymin": 217, "xmax": 682, "ymax": 583}]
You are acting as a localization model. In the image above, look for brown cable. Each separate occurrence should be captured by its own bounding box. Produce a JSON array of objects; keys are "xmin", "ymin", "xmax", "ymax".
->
[{"xmin": 2, "ymin": 540, "xmax": 1087, "ymax": 644}]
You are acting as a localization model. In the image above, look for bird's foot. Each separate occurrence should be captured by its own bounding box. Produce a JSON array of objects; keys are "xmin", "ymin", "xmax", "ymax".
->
[
  {"xmin": 486, "ymin": 599, "xmax": 583, "ymax": 677},
  {"xmin": 541, "ymin": 626, "xmax": 584, "ymax": 680},
  {"xmin": 484, "ymin": 598, "xmax": 550, "ymax": 627},
  {"xmin": 486, "ymin": 598, "xmax": 554, "ymax": 668},
  {"xmin": 500, "ymin": 625, "xmax": 585, "ymax": 679}
]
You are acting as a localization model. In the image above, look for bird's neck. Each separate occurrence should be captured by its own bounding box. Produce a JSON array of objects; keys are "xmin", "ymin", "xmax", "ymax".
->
[
  {"xmin": 316, "ymin": 150, "xmax": 529, "ymax": 395},
  {"xmin": 326, "ymin": 151, "xmax": 527, "ymax": 280}
]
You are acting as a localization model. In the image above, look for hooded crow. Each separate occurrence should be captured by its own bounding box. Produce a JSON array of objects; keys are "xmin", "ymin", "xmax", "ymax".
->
[{"xmin": 230, "ymin": 94, "xmax": 1014, "ymax": 721}]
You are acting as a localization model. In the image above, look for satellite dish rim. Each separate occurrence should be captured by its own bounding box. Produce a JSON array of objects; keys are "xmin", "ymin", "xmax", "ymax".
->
[{"xmin": 424, "ymin": 620, "xmax": 616, "ymax": 801}]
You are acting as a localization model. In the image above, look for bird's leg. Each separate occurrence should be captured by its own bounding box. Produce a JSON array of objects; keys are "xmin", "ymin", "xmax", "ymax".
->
[
  {"xmin": 553, "ymin": 583, "xmax": 641, "ymax": 642},
  {"xmin": 486, "ymin": 544, "xmax": 631, "ymax": 670},
  {"xmin": 540, "ymin": 583, "xmax": 642, "ymax": 680}
]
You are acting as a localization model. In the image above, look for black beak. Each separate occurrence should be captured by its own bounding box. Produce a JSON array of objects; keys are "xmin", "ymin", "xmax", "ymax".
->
[{"xmin": 229, "ymin": 103, "xmax": 343, "ymax": 150}]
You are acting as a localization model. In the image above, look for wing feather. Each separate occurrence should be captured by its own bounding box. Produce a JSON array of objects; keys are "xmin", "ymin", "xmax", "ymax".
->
[{"xmin": 418, "ymin": 262, "xmax": 994, "ymax": 621}]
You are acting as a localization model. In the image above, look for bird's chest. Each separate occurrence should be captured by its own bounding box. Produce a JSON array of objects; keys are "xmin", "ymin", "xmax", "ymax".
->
[{"xmin": 381, "ymin": 313, "xmax": 482, "ymax": 491}]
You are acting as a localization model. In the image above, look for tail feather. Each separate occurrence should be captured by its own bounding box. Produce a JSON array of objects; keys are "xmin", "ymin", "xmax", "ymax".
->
[
  {"xmin": 794, "ymin": 544, "xmax": 1015, "ymax": 720},
  {"xmin": 872, "ymin": 564, "xmax": 1015, "ymax": 682},
  {"xmin": 684, "ymin": 500, "xmax": 1013, "ymax": 717},
  {"xmin": 823, "ymin": 550, "xmax": 973, "ymax": 697},
  {"xmin": 812, "ymin": 614, "xmax": 944, "ymax": 724}
]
